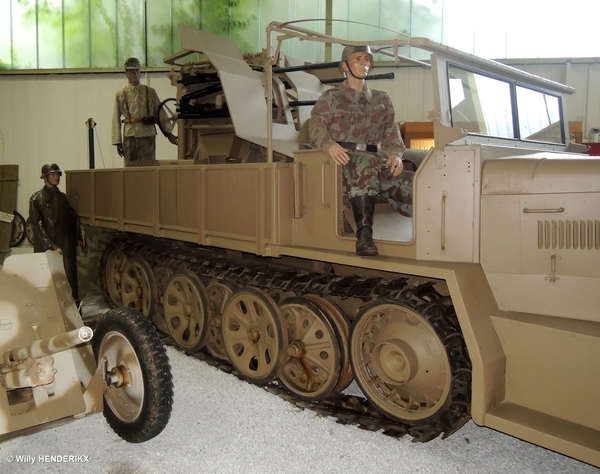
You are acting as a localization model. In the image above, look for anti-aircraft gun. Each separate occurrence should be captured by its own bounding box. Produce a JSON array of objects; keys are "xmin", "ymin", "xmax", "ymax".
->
[
  {"xmin": 67, "ymin": 21, "xmax": 600, "ymax": 467},
  {"xmin": 0, "ymin": 250, "xmax": 172, "ymax": 442}
]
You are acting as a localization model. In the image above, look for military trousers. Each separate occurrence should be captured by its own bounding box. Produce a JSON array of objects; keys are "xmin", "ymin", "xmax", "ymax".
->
[
  {"xmin": 123, "ymin": 136, "xmax": 156, "ymax": 164},
  {"xmin": 341, "ymin": 153, "xmax": 414, "ymax": 218}
]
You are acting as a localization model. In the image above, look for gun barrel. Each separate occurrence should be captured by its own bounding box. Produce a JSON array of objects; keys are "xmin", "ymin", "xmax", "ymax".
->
[{"xmin": 3, "ymin": 327, "xmax": 94, "ymax": 366}]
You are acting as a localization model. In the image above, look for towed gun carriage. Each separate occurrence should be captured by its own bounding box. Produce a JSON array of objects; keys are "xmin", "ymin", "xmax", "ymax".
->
[
  {"xmin": 68, "ymin": 21, "xmax": 600, "ymax": 467},
  {"xmin": 0, "ymin": 250, "xmax": 173, "ymax": 443}
]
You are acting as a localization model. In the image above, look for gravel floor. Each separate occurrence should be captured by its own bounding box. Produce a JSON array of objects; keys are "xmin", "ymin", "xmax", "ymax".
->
[{"xmin": 0, "ymin": 341, "xmax": 597, "ymax": 474}]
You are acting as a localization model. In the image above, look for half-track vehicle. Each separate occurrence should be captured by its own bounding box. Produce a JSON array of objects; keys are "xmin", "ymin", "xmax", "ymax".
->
[
  {"xmin": 67, "ymin": 21, "xmax": 599, "ymax": 467},
  {"xmin": 0, "ymin": 250, "xmax": 173, "ymax": 442}
]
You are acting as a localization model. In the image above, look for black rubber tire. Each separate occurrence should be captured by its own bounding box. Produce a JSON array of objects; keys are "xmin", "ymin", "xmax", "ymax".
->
[
  {"xmin": 93, "ymin": 307, "xmax": 173, "ymax": 443},
  {"xmin": 10, "ymin": 211, "xmax": 26, "ymax": 247}
]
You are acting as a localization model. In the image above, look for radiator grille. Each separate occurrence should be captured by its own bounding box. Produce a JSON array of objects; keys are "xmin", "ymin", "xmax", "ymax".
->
[{"xmin": 537, "ymin": 220, "xmax": 600, "ymax": 250}]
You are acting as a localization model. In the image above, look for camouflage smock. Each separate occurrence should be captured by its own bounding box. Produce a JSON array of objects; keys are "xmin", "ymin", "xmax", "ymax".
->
[{"xmin": 309, "ymin": 81, "xmax": 413, "ymax": 217}]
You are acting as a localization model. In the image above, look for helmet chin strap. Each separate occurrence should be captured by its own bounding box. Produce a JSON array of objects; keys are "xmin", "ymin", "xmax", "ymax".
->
[{"xmin": 344, "ymin": 60, "xmax": 367, "ymax": 80}]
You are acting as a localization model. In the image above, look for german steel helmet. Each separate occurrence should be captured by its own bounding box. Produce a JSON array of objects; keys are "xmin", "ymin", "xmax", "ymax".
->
[
  {"xmin": 124, "ymin": 57, "xmax": 141, "ymax": 69},
  {"xmin": 40, "ymin": 162, "xmax": 62, "ymax": 178},
  {"xmin": 338, "ymin": 45, "xmax": 373, "ymax": 72}
]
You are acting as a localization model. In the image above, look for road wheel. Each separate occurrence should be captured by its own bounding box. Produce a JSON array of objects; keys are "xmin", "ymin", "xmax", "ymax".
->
[
  {"xmin": 163, "ymin": 270, "xmax": 211, "ymax": 353},
  {"xmin": 222, "ymin": 287, "xmax": 288, "ymax": 385},
  {"xmin": 93, "ymin": 307, "xmax": 173, "ymax": 443},
  {"xmin": 305, "ymin": 295, "xmax": 353, "ymax": 392},
  {"xmin": 99, "ymin": 243, "xmax": 128, "ymax": 307},
  {"xmin": 205, "ymin": 279, "xmax": 238, "ymax": 362},
  {"xmin": 121, "ymin": 257, "xmax": 157, "ymax": 319},
  {"xmin": 350, "ymin": 300, "xmax": 471, "ymax": 437},
  {"xmin": 152, "ymin": 265, "xmax": 174, "ymax": 334},
  {"xmin": 278, "ymin": 297, "xmax": 341, "ymax": 401}
]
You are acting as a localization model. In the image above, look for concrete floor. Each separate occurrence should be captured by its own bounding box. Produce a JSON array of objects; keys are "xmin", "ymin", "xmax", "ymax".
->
[{"xmin": 1, "ymin": 243, "xmax": 598, "ymax": 472}]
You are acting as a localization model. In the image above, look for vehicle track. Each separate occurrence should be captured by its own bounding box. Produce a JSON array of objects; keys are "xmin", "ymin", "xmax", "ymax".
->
[{"xmin": 102, "ymin": 233, "xmax": 472, "ymax": 442}]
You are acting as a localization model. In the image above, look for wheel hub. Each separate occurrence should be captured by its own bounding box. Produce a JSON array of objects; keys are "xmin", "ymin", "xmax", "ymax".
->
[
  {"xmin": 107, "ymin": 364, "xmax": 129, "ymax": 388},
  {"xmin": 247, "ymin": 327, "xmax": 260, "ymax": 342},
  {"xmin": 371, "ymin": 339, "xmax": 418, "ymax": 385},
  {"xmin": 287, "ymin": 341, "xmax": 305, "ymax": 358}
]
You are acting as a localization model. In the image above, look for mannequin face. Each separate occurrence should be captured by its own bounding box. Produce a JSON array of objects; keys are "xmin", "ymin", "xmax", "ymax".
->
[
  {"xmin": 125, "ymin": 68, "xmax": 141, "ymax": 86},
  {"xmin": 44, "ymin": 171, "xmax": 61, "ymax": 187},
  {"xmin": 343, "ymin": 52, "xmax": 372, "ymax": 79}
]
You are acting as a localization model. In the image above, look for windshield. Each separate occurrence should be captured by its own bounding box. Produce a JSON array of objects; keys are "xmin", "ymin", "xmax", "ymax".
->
[{"xmin": 448, "ymin": 64, "xmax": 564, "ymax": 144}]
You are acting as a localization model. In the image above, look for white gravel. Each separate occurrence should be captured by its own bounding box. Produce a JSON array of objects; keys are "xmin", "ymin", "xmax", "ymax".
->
[{"xmin": 0, "ymin": 346, "xmax": 597, "ymax": 474}]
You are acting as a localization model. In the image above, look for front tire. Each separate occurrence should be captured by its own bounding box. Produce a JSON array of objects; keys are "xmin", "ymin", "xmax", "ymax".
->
[{"xmin": 93, "ymin": 307, "xmax": 173, "ymax": 443}]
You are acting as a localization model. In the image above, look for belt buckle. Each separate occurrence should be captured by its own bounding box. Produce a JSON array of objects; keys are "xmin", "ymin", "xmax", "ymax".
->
[{"xmin": 356, "ymin": 143, "xmax": 367, "ymax": 151}]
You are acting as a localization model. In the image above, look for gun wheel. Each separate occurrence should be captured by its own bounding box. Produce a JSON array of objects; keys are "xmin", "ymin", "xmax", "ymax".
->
[
  {"xmin": 94, "ymin": 307, "xmax": 173, "ymax": 443},
  {"xmin": 163, "ymin": 270, "xmax": 211, "ymax": 353},
  {"xmin": 350, "ymin": 300, "xmax": 470, "ymax": 434},
  {"xmin": 278, "ymin": 297, "xmax": 341, "ymax": 401},
  {"xmin": 99, "ymin": 243, "xmax": 129, "ymax": 307},
  {"xmin": 121, "ymin": 257, "xmax": 157, "ymax": 319},
  {"xmin": 222, "ymin": 288, "xmax": 288, "ymax": 385}
]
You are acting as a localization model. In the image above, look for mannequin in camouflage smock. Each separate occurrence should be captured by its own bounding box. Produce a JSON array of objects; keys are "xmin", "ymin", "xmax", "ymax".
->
[
  {"xmin": 309, "ymin": 45, "xmax": 413, "ymax": 256},
  {"xmin": 112, "ymin": 57, "xmax": 178, "ymax": 165}
]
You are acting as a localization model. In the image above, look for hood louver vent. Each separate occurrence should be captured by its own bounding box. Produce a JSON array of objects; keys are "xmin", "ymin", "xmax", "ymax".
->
[{"xmin": 537, "ymin": 220, "xmax": 600, "ymax": 250}]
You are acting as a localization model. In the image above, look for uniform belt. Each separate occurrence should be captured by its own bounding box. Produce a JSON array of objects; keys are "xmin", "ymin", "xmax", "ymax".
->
[
  {"xmin": 337, "ymin": 142, "xmax": 378, "ymax": 153},
  {"xmin": 122, "ymin": 117, "xmax": 157, "ymax": 124}
]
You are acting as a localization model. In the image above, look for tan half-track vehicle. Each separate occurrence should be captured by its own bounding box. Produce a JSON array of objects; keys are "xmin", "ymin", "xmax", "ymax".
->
[
  {"xmin": 68, "ymin": 22, "xmax": 599, "ymax": 466},
  {"xmin": 0, "ymin": 250, "xmax": 173, "ymax": 442}
]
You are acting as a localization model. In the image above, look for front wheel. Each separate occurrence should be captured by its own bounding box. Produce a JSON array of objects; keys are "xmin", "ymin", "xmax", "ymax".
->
[
  {"xmin": 93, "ymin": 307, "xmax": 173, "ymax": 443},
  {"xmin": 350, "ymin": 300, "xmax": 471, "ymax": 440}
]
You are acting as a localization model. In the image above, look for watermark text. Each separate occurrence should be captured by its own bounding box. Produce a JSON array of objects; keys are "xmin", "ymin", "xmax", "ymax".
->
[{"xmin": 6, "ymin": 454, "xmax": 90, "ymax": 464}]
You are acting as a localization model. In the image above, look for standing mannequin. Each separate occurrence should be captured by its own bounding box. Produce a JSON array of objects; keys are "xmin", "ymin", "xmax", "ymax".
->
[
  {"xmin": 112, "ymin": 57, "xmax": 177, "ymax": 164},
  {"xmin": 29, "ymin": 163, "xmax": 84, "ymax": 303}
]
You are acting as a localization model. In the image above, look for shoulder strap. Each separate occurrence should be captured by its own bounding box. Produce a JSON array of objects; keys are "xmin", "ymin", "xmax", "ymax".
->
[
  {"xmin": 145, "ymin": 85, "xmax": 151, "ymax": 116},
  {"xmin": 123, "ymin": 88, "xmax": 131, "ymax": 118}
]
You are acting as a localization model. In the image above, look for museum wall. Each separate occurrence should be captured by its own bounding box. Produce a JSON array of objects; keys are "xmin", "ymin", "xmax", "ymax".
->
[{"xmin": 1, "ymin": 59, "xmax": 600, "ymax": 219}]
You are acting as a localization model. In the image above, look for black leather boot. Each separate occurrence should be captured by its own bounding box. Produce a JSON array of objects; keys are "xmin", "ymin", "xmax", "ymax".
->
[{"xmin": 352, "ymin": 195, "xmax": 378, "ymax": 256}]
